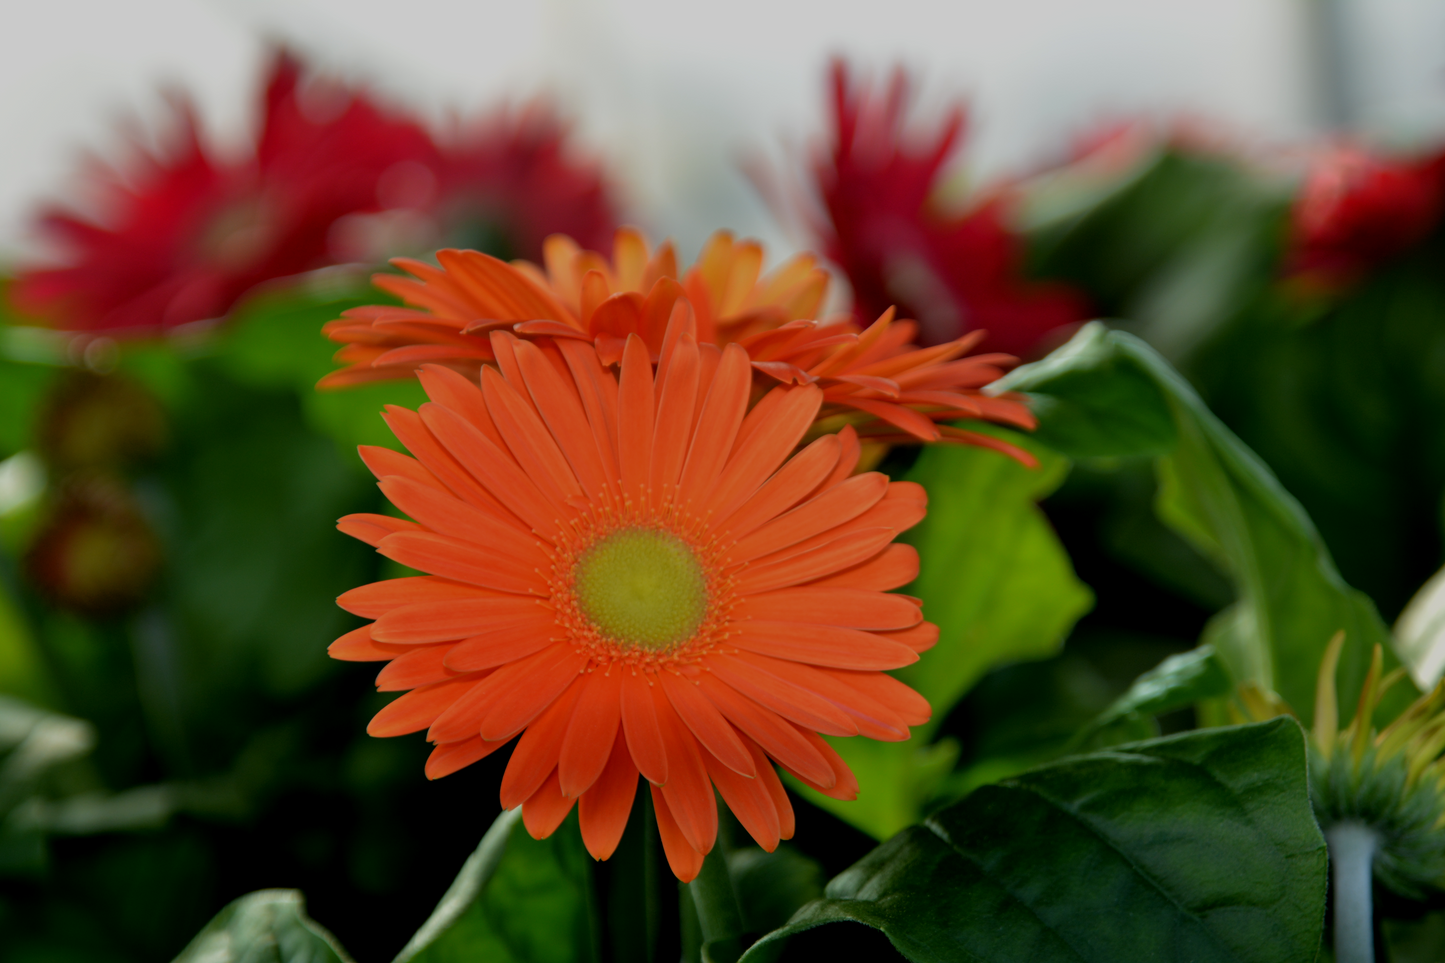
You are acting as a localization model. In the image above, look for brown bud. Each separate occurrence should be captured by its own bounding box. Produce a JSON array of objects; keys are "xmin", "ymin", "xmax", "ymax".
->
[
  {"xmin": 24, "ymin": 475, "xmax": 161, "ymax": 618},
  {"xmin": 35, "ymin": 371, "xmax": 166, "ymax": 472}
]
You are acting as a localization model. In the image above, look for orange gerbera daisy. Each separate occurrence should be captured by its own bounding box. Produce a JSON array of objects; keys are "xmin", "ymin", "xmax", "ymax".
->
[
  {"xmin": 328, "ymin": 316, "xmax": 934, "ymax": 881},
  {"xmin": 319, "ymin": 228, "xmax": 1037, "ymax": 464}
]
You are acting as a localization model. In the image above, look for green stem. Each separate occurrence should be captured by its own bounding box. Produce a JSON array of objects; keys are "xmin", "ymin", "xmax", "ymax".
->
[
  {"xmin": 688, "ymin": 844, "xmax": 746, "ymax": 963},
  {"xmin": 1327, "ymin": 820, "xmax": 1378, "ymax": 963}
]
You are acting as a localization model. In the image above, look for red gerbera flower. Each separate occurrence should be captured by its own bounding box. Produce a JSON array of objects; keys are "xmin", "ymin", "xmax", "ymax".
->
[
  {"xmin": 14, "ymin": 52, "xmax": 620, "ymax": 337},
  {"xmin": 431, "ymin": 102, "xmax": 618, "ymax": 262},
  {"xmin": 1286, "ymin": 143, "xmax": 1445, "ymax": 291},
  {"xmin": 330, "ymin": 316, "xmax": 934, "ymax": 880},
  {"xmin": 813, "ymin": 60, "xmax": 1088, "ymax": 358},
  {"xmin": 13, "ymin": 51, "xmax": 438, "ymax": 335}
]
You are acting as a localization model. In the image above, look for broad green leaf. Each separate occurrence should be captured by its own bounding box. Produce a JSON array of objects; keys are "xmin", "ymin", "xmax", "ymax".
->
[
  {"xmin": 791, "ymin": 429, "xmax": 1092, "ymax": 839},
  {"xmin": 744, "ymin": 718, "xmax": 1326, "ymax": 963},
  {"xmin": 396, "ymin": 808, "xmax": 600, "ymax": 963},
  {"xmin": 998, "ymin": 322, "xmax": 1399, "ymax": 724},
  {"xmin": 171, "ymin": 889, "xmax": 352, "ymax": 963}
]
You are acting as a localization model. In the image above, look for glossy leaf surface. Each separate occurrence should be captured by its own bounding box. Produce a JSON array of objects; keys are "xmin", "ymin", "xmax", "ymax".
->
[
  {"xmin": 998, "ymin": 322, "xmax": 1401, "ymax": 724},
  {"xmin": 745, "ymin": 718, "xmax": 1325, "ymax": 963}
]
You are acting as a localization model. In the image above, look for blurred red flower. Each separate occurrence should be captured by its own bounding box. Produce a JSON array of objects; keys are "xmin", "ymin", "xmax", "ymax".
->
[
  {"xmin": 14, "ymin": 51, "xmax": 618, "ymax": 337},
  {"xmin": 813, "ymin": 61, "xmax": 1088, "ymax": 358},
  {"xmin": 1287, "ymin": 144, "xmax": 1445, "ymax": 290}
]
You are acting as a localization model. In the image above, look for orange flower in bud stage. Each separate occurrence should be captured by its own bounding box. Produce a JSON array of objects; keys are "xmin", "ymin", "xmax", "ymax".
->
[
  {"xmin": 329, "ymin": 322, "xmax": 935, "ymax": 881},
  {"xmin": 321, "ymin": 228, "xmax": 1038, "ymax": 464}
]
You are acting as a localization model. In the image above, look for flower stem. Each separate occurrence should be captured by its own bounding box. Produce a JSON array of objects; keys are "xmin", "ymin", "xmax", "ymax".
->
[
  {"xmin": 688, "ymin": 845, "xmax": 746, "ymax": 963},
  {"xmin": 1327, "ymin": 820, "xmax": 1379, "ymax": 963}
]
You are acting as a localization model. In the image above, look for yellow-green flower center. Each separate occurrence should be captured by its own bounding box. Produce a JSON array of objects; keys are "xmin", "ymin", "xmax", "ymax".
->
[{"xmin": 574, "ymin": 527, "xmax": 708, "ymax": 650}]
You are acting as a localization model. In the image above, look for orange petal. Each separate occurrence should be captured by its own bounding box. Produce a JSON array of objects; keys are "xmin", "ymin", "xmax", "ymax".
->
[
  {"xmin": 704, "ymin": 386, "xmax": 822, "ymax": 518},
  {"xmin": 557, "ymin": 339, "xmax": 621, "ymax": 492},
  {"xmin": 368, "ymin": 677, "xmax": 480, "ymax": 737},
  {"xmin": 425, "ymin": 735, "xmax": 511, "ymax": 779},
  {"xmin": 659, "ymin": 671, "xmax": 755, "ymax": 777},
  {"xmin": 617, "ymin": 335, "xmax": 655, "ymax": 501},
  {"xmin": 651, "ymin": 784, "xmax": 705, "ymax": 882},
  {"xmin": 371, "ymin": 597, "xmax": 549, "ymax": 644},
  {"xmin": 702, "ymin": 740, "xmax": 780, "ymax": 853},
  {"xmin": 824, "ymin": 668, "xmax": 932, "ymax": 727},
  {"xmin": 376, "ymin": 645, "xmax": 458, "ymax": 691},
  {"xmin": 782, "ymin": 728, "xmax": 860, "ymax": 801},
  {"xmin": 880, "ymin": 621, "xmax": 939, "ymax": 654},
  {"xmin": 748, "ymin": 736, "xmax": 795, "ymax": 840},
  {"xmin": 499, "ymin": 674, "xmax": 586, "ymax": 808},
  {"xmin": 377, "ymin": 531, "xmax": 548, "ymax": 596},
  {"xmin": 358, "ymin": 445, "xmax": 444, "ymax": 491},
  {"xmin": 523, "ymin": 770, "xmax": 578, "ymax": 839},
  {"xmin": 383, "ymin": 406, "xmax": 507, "ymax": 517},
  {"xmin": 729, "ymin": 473, "xmax": 888, "ymax": 564},
  {"xmin": 695, "ymin": 674, "xmax": 834, "ymax": 788},
  {"xmin": 707, "ymin": 654, "xmax": 857, "ymax": 737},
  {"xmin": 328, "ymin": 624, "xmax": 406, "ymax": 662},
  {"xmin": 714, "ymin": 434, "xmax": 840, "ymax": 541},
  {"xmin": 427, "ymin": 644, "xmax": 569, "ymax": 743},
  {"xmin": 649, "ymin": 335, "xmax": 699, "ymax": 501},
  {"xmin": 734, "ymin": 527, "xmax": 898, "ymax": 596},
  {"xmin": 746, "ymin": 657, "xmax": 910, "ymax": 741},
  {"xmin": 728, "ymin": 621, "xmax": 919, "ymax": 671},
  {"xmin": 621, "ymin": 672, "xmax": 669, "ymax": 785},
  {"xmin": 337, "ymin": 576, "xmax": 489, "ymax": 619},
  {"xmin": 481, "ymin": 646, "xmax": 590, "ymax": 742},
  {"xmin": 379, "ymin": 477, "xmax": 548, "ymax": 564},
  {"xmin": 442, "ymin": 611, "xmax": 561, "ymax": 672},
  {"xmin": 418, "ymin": 365, "xmax": 505, "ymax": 448},
  {"xmin": 676, "ymin": 343, "xmax": 750, "ymax": 507},
  {"xmin": 481, "ymin": 365, "xmax": 584, "ymax": 506},
  {"xmin": 652, "ymin": 689, "xmax": 718, "ymax": 854},
  {"xmin": 558, "ymin": 670, "xmax": 624, "ymax": 797},
  {"xmin": 812, "ymin": 543, "xmax": 920, "ymax": 591},
  {"xmin": 579, "ymin": 728, "xmax": 641, "ymax": 860},
  {"xmin": 733, "ymin": 587, "xmax": 922, "ymax": 630},
  {"xmin": 420, "ymin": 404, "xmax": 562, "ymax": 540},
  {"xmin": 514, "ymin": 340, "xmax": 612, "ymax": 501},
  {"xmin": 338, "ymin": 513, "xmax": 423, "ymax": 548}
]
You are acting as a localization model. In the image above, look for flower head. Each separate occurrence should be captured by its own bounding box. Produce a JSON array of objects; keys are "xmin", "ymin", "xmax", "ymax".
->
[
  {"xmin": 13, "ymin": 52, "xmax": 619, "ymax": 337},
  {"xmin": 321, "ymin": 228, "xmax": 1038, "ymax": 463},
  {"xmin": 1287, "ymin": 632, "xmax": 1445, "ymax": 896},
  {"xmin": 329, "ymin": 318, "xmax": 935, "ymax": 880},
  {"xmin": 812, "ymin": 61, "xmax": 1088, "ymax": 358},
  {"xmin": 1286, "ymin": 144, "xmax": 1445, "ymax": 292},
  {"xmin": 14, "ymin": 51, "xmax": 437, "ymax": 335}
]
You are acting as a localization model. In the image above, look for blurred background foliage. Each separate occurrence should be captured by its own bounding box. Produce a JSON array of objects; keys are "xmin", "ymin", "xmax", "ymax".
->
[{"xmin": 2, "ymin": 43, "xmax": 1445, "ymax": 962}]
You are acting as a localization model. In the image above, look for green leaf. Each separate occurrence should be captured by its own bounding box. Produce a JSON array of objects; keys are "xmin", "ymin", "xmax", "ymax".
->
[
  {"xmin": 170, "ymin": 889, "xmax": 352, "ymax": 963},
  {"xmin": 396, "ymin": 808, "xmax": 600, "ymax": 963},
  {"xmin": 744, "ymin": 718, "xmax": 1326, "ymax": 963},
  {"xmin": 898, "ymin": 429, "xmax": 1095, "ymax": 726},
  {"xmin": 1080, "ymin": 644, "xmax": 1232, "ymax": 742},
  {"xmin": 998, "ymin": 322, "xmax": 1399, "ymax": 725}
]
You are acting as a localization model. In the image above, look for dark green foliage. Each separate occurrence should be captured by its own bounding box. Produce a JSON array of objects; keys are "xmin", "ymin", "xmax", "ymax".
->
[{"xmin": 745, "ymin": 720, "xmax": 1326, "ymax": 963}]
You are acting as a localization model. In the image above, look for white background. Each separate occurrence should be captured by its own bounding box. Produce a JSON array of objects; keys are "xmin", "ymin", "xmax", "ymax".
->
[{"xmin": 0, "ymin": 0, "xmax": 1440, "ymax": 262}]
